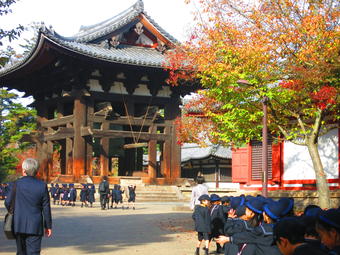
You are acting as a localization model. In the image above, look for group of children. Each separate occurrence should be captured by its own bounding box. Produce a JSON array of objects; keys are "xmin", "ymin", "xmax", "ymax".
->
[
  {"xmin": 192, "ymin": 193, "xmax": 340, "ymax": 255},
  {"xmin": 49, "ymin": 183, "xmax": 96, "ymax": 207},
  {"xmin": 49, "ymin": 183, "xmax": 136, "ymax": 209},
  {"xmin": 108, "ymin": 184, "xmax": 136, "ymax": 210}
]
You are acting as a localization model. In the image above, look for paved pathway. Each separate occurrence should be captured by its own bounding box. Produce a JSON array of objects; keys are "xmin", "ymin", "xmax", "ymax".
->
[{"xmin": 0, "ymin": 202, "xmax": 217, "ymax": 255}]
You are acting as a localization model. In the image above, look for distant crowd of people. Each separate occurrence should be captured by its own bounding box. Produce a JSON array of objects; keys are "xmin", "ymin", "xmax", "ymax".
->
[
  {"xmin": 191, "ymin": 181, "xmax": 340, "ymax": 255},
  {"xmin": 48, "ymin": 176, "xmax": 137, "ymax": 210}
]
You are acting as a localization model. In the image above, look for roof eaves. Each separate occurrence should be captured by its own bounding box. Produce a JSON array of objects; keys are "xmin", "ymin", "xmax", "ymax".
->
[{"xmin": 0, "ymin": 32, "xmax": 46, "ymax": 78}]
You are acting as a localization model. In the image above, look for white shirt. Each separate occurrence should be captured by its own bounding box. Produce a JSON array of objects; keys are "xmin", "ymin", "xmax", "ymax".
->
[{"xmin": 190, "ymin": 184, "xmax": 209, "ymax": 210}]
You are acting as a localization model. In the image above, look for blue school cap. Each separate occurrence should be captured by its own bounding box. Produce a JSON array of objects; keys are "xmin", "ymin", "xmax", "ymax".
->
[
  {"xmin": 245, "ymin": 195, "xmax": 254, "ymax": 202},
  {"xmin": 318, "ymin": 209, "xmax": 340, "ymax": 229},
  {"xmin": 305, "ymin": 207, "xmax": 323, "ymax": 218},
  {"xmin": 221, "ymin": 196, "xmax": 230, "ymax": 203},
  {"xmin": 263, "ymin": 201, "xmax": 283, "ymax": 220},
  {"xmin": 198, "ymin": 194, "xmax": 211, "ymax": 201},
  {"xmin": 231, "ymin": 196, "xmax": 245, "ymax": 210},
  {"xmin": 236, "ymin": 205, "xmax": 246, "ymax": 217},
  {"xmin": 210, "ymin": 194, "xmax": 221, "ymax": 202},
  {"xmin": 245, "ymin": 197, "xmax": 265, "ymax": 214},
  {"xmin": 278, "ymin": 197, "xmax": 294, "ymax": 216}
]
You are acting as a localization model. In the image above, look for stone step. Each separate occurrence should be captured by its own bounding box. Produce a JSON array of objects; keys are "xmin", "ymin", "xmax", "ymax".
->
[
  {"xmin": 136, "ymin": 197, "xmax": 183, "ymax": 202},
  {"xmin": 136, "ymin": 192, "xmax": 177, "ymax": 195}
]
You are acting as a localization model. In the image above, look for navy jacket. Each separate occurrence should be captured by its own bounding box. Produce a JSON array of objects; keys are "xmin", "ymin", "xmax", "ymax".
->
[
  {"xmin": 5, "ymin": 176, "xmax": 52, "ymax": 236},
  {"xmin": 192, "ymin": 204, "xmax": 211, "ymax": 233},
  {"xmin": 87, "ymin": 187, "xmax": 95, "ymax": 202},
  {"xmin": 80, "ymin": 188, "xmax": 88, "ymax": 202},
  {"xmin": 231, "ymin": 223, "xmax": 281, "ymax": 255},
  {"xmin": 224, "ymin": 218, "xmax": 256, "ymax": 255},
  {"xmin": 210, "ymin": 204, "xmax": 226, "ymax": 237},
  {"xmin": 293, "ymin": 243, "xmax": 328, "ymax": 255}
]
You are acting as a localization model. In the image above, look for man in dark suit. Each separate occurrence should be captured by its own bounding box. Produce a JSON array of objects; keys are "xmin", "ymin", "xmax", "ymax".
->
[{"xmin": 5, "ymin": 158, "xmax": 52, "ymax": 255}]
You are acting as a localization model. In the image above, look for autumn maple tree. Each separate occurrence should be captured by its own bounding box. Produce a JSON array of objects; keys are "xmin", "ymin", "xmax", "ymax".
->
[{"xmin": 166, "ymin": 0, "xmax": 339, "ymax": 208}]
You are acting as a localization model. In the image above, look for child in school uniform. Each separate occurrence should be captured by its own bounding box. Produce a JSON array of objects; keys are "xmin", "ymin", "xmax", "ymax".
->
[
  {"xmin": 316, "ymin": 208, "xmax": 340, "ymax": 254},
  {"xmin": 53, "ymin": 183, "xmax": 61, "ymax": 205},
  {"xmin": 113, "ymin": 184, "xmax": 124, "ymax": 209},
  {"xmin": 209, "ymin": 194, "xmax": 226, "ymax": 254},
  {"xmin": 68, "ymin": 183, "xmax": 77, "ymax": 206},
  {"xmin": 87, "ymin": 184, "xmax": 95, "ymax": 207},
  {"xmin": 110, "ymin": 184, "xmax": 117, "ymax": 209},
  {"xmin": 221, "ymin": 196, "xmax": 231, "ymax": 215},
  {"xmin": 192, "ymin": 194, "xmax": 211, "ymax": 255},
  {"xmin": 217, "ymin": 199, "xmax": 283, "ymax": 255},
  {"xmin": 80, "ymin": 184, "xmax": 88, "ymax": 208},
  {"xmin": 61, "ymin": 184, "xmax": 68, "ymax": 206},
  {"xmin": 128, "ymin": 184, "xmax": 136, "ymax": 210},
  {"xmin": 223, "ymin": 204, "xmax": 256, "ymax": 255},
  {"xmin": 274, "ymin": 217, "xmax": 328, "ymax": 255}
]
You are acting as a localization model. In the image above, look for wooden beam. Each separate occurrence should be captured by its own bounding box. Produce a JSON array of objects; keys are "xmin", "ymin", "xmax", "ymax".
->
[
  {"xmin": 123, "ymin": 143, "xmax": 148, "ymax": 149},
  {"xmin": 90, "ymin": 91, "xmax": 172, "ymax": 105},
  {"xmin": 81, "ymin": 126, "xmax": 170, "ymax": 141},
  {"xmin": 44, "ymin": 127, "xmax": 74, "ymax": 141},
  {"xmin": 90, "ymin": 115, "xmax": 170, "ymax": 127},
  {"xmin": 41, "ymin": 115, "xmax": 73, "ymax": 128}
]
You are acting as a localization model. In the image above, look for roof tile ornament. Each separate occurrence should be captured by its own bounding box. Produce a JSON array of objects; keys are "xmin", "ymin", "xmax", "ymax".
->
[
  {"xmin": 134, "ymin": 22, "xmax": 144, "ymax": 35},
  {"xmin": 110, "ymin": 35, "xmax": 120, "ymax": 48},
  {"xmin": 156, "ymin": 39, "xmax": 166, "ymax": 53}
]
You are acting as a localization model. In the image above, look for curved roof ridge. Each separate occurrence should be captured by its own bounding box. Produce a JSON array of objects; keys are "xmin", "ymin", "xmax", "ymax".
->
[
  {"xmin": 0, "ymin": 30, "xmax": 45, "ymax": 77},
  {"xmin": 68, "ymin": 0, "xmax": 144, "ymax": 42}
]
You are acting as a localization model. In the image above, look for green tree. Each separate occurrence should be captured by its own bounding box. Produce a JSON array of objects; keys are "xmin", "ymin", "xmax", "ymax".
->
[
  {"xmin": 0, "ymin": 89, "xmax": 36, "ymax": 182},
  {"xmin": 0, "ymin": 0, "xmax": 24, "ymax": 46}
]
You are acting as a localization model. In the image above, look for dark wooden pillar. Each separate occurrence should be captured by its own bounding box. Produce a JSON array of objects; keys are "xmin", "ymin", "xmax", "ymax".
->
[
  {"xmin": 164, "ymin": 95, "xmax": 181, "ymax": 181},
  {"xmin": 86, "ymin": 99, "xmax": 94, "ymax": 176},
  {"xmin": 163, "ymin": 124, "xmax": 171, "ymax": 179},
  {"xmin": 148, "ymin": 125, "xmax": 157, "ymax": 179},
  {"xmin": 73, "ymin": 91, "xmax": 86, "ymax": 181},
  {"xmin": 36, "ymin": 102, "xmax": 53, "ymax": 182},
  {"xmin": 100, "ymin": 122, "xmax": 109, "ymax": 177},
  {"xmin": 66, "ymin": 129, "xmax": 73, "ymax": 175}
]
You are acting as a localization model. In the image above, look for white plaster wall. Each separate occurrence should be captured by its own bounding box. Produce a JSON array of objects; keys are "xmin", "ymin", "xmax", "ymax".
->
[
  {"xmin": 87, "ymin": 79, "xmax": 104, "ymax": 92},
  {"xmin": 283, "ymin": 128, "xmax": 339, "ymax": 180},
  {"xmin": 206, "ymin": 182, "xmax": 240, "ymax": 189},
  {"xmin": 157, "ymin": 86, "xmax": 171, "ymax": 97},
  {"xmin": 110, "ymin": 81, "xmax": 128, "ymax": 94},
  {"xmin": 134, "ymin": 84, "xmax": 151, "ymax": 96}
]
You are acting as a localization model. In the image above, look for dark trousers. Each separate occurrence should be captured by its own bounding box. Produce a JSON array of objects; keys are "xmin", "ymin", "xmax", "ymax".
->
[
  {"xmin": 16, "ymin": 234, "xmax": 42, "ymax": 255},
  {"xmin": 100, "ymin": 193, "xmax": 108, "ymax": 209}
]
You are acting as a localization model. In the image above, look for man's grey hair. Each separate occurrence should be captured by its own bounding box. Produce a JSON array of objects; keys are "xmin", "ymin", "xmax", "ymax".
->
[{"xmin": 22, "ymin": 158, "xmax": 39, "ymax": 176}]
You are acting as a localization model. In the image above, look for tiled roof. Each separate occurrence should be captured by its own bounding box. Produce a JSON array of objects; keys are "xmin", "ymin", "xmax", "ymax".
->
[
  {"xmin": 64, "ymin": 0, "xmax": 179, "ymax": 44},
  {"xmin": 181, "ymin": 143, "xmax": 232, "ymax": 162},
  {"xmin": 47, "ymin": 32, "xmax": 167, "ymax": 67},
  {"xmin": 0, "ymin": 31, "xmax": 168, "ymax": 78},
  {"xmin": 0, "ymin": 0, "xmax": 178, "ymax": 77}
]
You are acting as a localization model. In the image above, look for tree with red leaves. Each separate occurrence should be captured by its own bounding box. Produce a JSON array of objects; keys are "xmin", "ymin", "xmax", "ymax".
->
[{"xmin": 165, "ymin": 0, "xmax": 339, "ymax": 208}]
